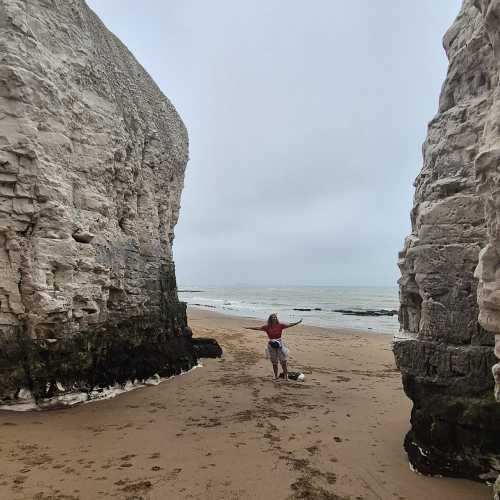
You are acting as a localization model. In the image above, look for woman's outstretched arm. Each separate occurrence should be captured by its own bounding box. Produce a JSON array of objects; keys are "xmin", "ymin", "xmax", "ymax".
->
[
  {"xmin": 243, "ymin": 326, "xmax": 263, "ymax": 331},
  {"xmin": 282, "ymin": 319, "xmax": 303, "ymax": 329}
]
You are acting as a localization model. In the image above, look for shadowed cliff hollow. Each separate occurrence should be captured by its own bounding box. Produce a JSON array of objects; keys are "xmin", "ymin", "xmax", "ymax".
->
[
  {"xmin": 394, "ymin": 0, "xmax": 500, "ymax": 490},
  {"xmin": 0, "ymin": 0, "xmax": 200, "ymax": 402}
]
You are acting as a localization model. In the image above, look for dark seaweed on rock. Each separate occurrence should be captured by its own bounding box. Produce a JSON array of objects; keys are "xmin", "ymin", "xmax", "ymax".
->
[{"xmin": 0, "ymin": 303, "xmax": 196, "ymax": 402}]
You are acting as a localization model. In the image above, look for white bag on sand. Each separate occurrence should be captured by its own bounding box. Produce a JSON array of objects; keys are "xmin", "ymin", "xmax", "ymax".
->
[{"xmin": 280, "ymin": 372, "xmax": 305, "ymax": 381}]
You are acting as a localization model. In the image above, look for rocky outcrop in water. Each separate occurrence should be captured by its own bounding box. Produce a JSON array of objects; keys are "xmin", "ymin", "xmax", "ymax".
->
[
  {"xmin": 332, "ymin": 309, "xmax": 397, "ymax": 317},
  {"xmin": 0, "ymin": 0, "xmax": 197, "ymax": 402},
  {"xmin": 394, "ymin": 0, "xmax": 500, "ymax": 485}
]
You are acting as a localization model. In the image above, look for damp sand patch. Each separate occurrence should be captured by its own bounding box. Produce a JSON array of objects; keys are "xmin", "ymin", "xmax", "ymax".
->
[{"xmin": 0, "ymin": 364, "xmax": 203, "ymax": 412}]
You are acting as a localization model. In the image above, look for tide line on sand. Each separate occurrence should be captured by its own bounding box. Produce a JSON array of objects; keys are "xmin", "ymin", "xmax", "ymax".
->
[{"xmin": 0, "ymin": 364, "xmax": 203, "ymax": 412}]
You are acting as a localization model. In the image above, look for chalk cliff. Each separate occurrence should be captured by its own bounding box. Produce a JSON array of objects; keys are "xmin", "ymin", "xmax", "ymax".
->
[
  {"xmin": 0, "ymin": 0, "xmax": 196, "ymax": 402},
  {"xmin": 394, "ymin": 0, "xmax": 500, "ymax": 486},
  {"xmin": 473, "ymin": 2, "xmax": 500, "ymax": 496}
]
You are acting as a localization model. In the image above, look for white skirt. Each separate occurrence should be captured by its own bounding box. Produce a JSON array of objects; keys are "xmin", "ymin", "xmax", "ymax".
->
[{"xmin": 265, "ymin": 339, "xmax": 289, "ymax": 363}]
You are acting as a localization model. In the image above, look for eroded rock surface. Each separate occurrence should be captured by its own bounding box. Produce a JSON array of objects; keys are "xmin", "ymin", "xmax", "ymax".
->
[
  {"xmin": 394, "ymin": 0, "xmax": 499, "ymax": 484},
  {"xmin": 0, "ymin": 0, "xmax": 196, "ymax": 401},
  {"xmin": 473, "ymin": 2, "xmax": 500, "ymax": 496}
]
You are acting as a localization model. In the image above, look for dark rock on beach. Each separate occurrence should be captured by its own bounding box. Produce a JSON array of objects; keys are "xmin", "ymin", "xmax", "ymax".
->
[
  {"xmin": 183, "ymin": 325, "xmax": 222, "ymax": 359},
  {"xmin": 191, "ymin": 338, "xmax": 223, "ymax": 359}
]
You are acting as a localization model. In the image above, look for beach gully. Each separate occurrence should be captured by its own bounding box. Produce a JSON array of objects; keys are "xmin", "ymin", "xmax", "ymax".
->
[{"xmin": 0, "ymin": 0, "xmax": 499, "ymax": 499}]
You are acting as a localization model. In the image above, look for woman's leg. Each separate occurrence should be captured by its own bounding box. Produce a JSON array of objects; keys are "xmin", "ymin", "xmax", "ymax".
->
[
  {"xmin": 269, "ymin": 348, "xmax": 279, "ymax": 379},
  {"xmin": 280, "ymin": 360, "xmax": 288, "ymax": 379}
]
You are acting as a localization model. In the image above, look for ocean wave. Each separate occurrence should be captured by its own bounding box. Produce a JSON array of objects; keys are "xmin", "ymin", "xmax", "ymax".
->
[{"xmin": 180, "ymin": 286, "xmax": 399, "ymax": 334}]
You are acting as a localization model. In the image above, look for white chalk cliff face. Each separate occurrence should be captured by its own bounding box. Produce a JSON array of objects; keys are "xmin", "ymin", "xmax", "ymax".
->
[
  {"xmin": 475, "ymin": 0, "xmax": 500, "ymax": 397},
  {"xmin": 0, "ymin": 0, "xmax": 195, "ymax": 401},
  {"xmin": 394, "ymin": 0, "xmax": 500, "ymax": 489},
  {"xmin": 473, "ymin": 1, "xmax": 500, "ymax": 496}
]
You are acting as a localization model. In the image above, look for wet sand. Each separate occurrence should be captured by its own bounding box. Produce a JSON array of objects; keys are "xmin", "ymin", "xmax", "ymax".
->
[{"xmin": 0, "ymin": 308, "xmax": 491, "ymax": 500}]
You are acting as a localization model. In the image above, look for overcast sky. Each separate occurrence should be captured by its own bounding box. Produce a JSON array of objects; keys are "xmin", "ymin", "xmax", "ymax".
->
[{"xmin": 87, "ymin": 0, "xmax": 462, "ymax": 287}]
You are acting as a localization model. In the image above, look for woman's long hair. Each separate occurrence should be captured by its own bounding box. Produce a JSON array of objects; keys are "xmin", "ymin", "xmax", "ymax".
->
[{"xmin": 267, "ymin": 313, "xmax": 278, "ymax": 326}]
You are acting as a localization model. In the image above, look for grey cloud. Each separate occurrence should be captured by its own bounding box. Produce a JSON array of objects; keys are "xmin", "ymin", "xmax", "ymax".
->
[{"xmin": 87, "ymin": 0, "xmax": 462, "ymax": 286}]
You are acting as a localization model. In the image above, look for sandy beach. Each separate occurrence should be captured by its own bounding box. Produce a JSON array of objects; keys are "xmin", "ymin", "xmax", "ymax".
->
[{"xmin": 0, "ymin": 308, "xmax": 491, "ymax": 500}]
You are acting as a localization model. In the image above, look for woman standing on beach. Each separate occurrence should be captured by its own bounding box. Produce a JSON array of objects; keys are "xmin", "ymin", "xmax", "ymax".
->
[{"xmin": 244, "ymin": 314, "xmax": 302, "ymax": 380}]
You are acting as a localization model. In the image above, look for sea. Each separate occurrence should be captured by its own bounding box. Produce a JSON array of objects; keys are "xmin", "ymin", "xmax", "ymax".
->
[{"xmin": 178, "ymin": 286, "xmax": 400, "ymax": 335}]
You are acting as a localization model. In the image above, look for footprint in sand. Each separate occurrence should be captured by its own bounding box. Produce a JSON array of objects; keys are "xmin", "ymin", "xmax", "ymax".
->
[
  {"xmin": 166, "ymin": 468, "xmax": 182, "ymax": 479},
  {"xmin": 119, "ymin": 480, "xmax": 152, "ymax": 494},
  {"xmin": 12, "ymin": 475, "xmax": 26, "ymax": 486}
]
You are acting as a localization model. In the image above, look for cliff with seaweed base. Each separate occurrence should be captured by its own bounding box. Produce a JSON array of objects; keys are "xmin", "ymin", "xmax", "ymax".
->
[
  {"xmin": 394, "ymin": 0, "xmax": 500, "ymax": 488},
  {"xmin": 473, "ymin": 2, "xmax": 500, "ymax": 496},
  {"xmin": 0, "ymin": 0, "xmax": 197, "ymax": 403}
]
